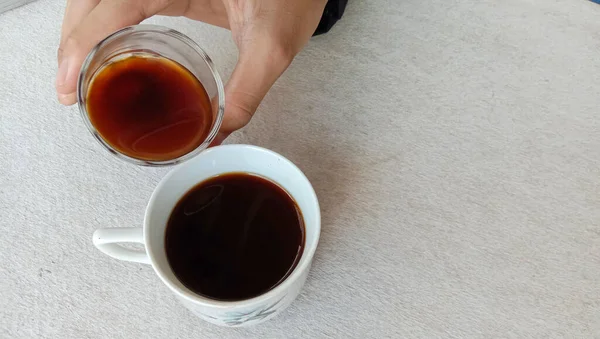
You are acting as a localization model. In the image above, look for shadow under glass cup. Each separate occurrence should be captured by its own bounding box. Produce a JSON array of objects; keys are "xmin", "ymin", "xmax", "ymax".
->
[{"xmin": 77, "ymin": 25, "xmax": 225, "ymax": 166}]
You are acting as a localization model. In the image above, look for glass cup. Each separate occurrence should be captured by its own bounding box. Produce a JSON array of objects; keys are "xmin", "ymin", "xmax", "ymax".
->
[{"xmin": 77, "ymin": 25, "xmax": 225, "ymax": 166}]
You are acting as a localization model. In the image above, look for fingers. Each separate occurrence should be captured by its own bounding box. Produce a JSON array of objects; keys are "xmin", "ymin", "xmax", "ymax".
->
[
  {"xmin": 219, "ymin": 41, "xmax": 294, "ymax": 139},
  {"xmin": 177, "ymin": 0, "xmax": 229, "ymax": 29},
  {"xmin": 215, "ymin": 0, "xmax": 327, "ymax": 142},
  {"xmin": 209, "ymin": 132, "xmax": 229, "ymax": 147},
  {"xmin": 56, "ymin": 0, "xmax": 167, "ymax": 105},
  {"xmin": 57, "ymin": 0, "xmax": 100, "ymax": 104},
  {"xmin": 60, "ymin": 0, "xmax": 100, "ymax": 46}
]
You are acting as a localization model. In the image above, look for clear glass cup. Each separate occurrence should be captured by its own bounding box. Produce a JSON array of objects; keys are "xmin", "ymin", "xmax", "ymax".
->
[{"xmin": 77, "ymin": 25, "xmax": 225, "ymax": 166}]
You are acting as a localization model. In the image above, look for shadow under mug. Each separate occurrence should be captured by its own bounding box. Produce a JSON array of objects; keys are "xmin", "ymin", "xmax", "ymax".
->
[{"xmin": 92, "ymin": 145, "xmax": 321, "ymax": 327}]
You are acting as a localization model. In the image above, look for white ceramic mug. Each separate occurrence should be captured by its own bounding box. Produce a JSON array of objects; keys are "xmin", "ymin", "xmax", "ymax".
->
[{"xmin": 92, "ymin": 145, "xmax": 321, "ymax": 327}]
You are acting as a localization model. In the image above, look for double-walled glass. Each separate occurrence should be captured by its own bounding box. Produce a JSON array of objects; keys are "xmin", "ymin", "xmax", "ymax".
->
[{"xmin": 77, "ymin": 25, "xmax": 224, "ymax": 166}]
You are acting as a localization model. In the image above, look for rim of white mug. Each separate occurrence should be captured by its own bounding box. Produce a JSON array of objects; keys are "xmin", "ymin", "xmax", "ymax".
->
[{"xmin": 143, "ymin": 144, "xmax": 321, "ymax": 308}]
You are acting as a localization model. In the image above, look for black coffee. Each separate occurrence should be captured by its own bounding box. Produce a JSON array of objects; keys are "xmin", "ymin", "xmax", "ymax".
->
[{"xmin": 165, "ymin": 173, "xmax": 305, "ymax": 301}]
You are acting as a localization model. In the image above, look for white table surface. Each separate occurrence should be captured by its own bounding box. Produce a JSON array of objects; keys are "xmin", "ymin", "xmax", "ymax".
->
[{"xmin": 1, "ymin": 0, "xmax": 600, "ymax": 337}]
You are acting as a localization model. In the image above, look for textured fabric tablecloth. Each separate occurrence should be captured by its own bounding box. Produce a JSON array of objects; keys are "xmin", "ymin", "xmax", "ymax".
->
[{"xmin": 1, "ymin": 0, "xmax": 599, "ymax": 338}]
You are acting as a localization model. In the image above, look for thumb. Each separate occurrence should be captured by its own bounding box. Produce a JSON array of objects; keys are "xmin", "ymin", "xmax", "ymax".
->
[
  {"xmin": 56, "ymin": 0, "xmax": 164, "ymax": 105},
  {"xmin": 216, "ymin": 41, "xmax": 293, "ymax": 143}
]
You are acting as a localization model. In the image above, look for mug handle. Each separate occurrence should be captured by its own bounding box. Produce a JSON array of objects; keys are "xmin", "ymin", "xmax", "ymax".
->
[{"xmin": 92, "ymin": 228, "xmax": 151, "ymax": 264}]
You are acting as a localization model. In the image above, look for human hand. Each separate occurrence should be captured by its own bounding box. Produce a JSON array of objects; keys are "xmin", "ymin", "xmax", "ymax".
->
[{"xmin": 56, "ymin": 0, "xmax": 327, "ymax": 144}]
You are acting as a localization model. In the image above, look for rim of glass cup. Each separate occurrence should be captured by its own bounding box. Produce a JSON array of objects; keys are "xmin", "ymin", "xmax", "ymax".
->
[{"xmin": 76, "ymin": 25, "xmax": 225, "ymax": 167}]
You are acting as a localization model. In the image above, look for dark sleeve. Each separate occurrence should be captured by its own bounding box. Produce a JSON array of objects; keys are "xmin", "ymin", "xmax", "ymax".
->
[{"xmin": 313, "ymin": 0, "xmax": 348, "ymax": 36}]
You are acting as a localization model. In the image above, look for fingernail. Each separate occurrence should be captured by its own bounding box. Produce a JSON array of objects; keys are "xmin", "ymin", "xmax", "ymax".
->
[
  {"xmin": 57, "ymin": 92, "xmax": 76, "ymax": 105},
  {"xmin": 57, "ymin": 93, "xmax": 68, "ymax": 103},
  {"xmin": 56, "ymin": 58, "xmax": 69, "ymax": 89}
]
